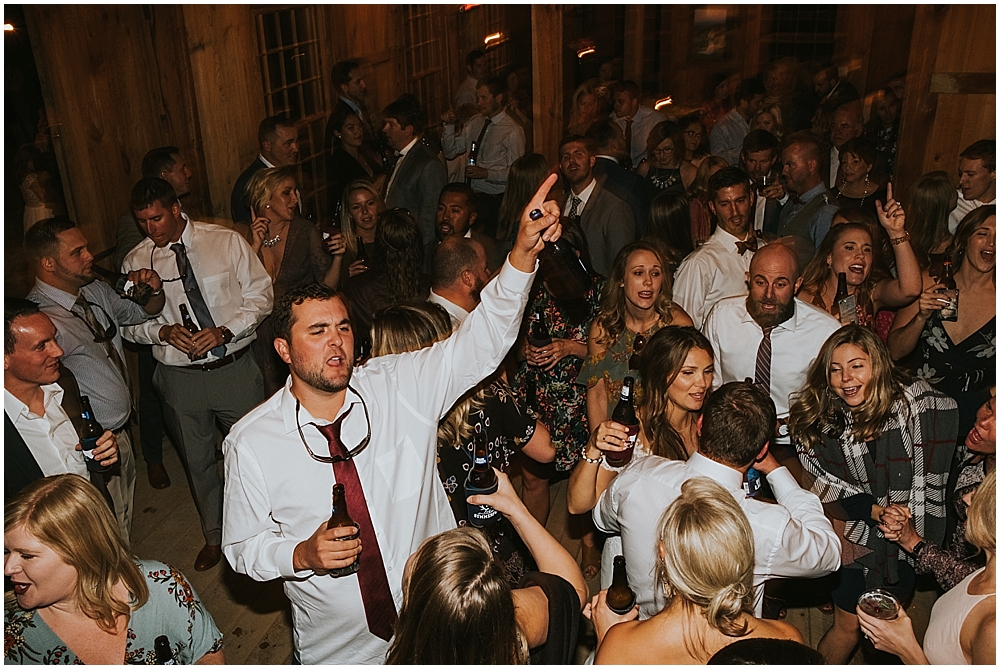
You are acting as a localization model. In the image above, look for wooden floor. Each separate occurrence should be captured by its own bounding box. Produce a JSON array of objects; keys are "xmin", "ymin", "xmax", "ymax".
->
[{"xmin": 131, "ymin": 439, "xmax": 939, "ymax": 664}]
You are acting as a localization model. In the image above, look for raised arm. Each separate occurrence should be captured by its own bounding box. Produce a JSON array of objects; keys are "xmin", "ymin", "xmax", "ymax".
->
[
  {"xmin": 872, "ymin": 183, "xmax": 922, "ymax": 309},
  {"xmin": 887, "ymin": 272, "xmax": 944, "ymax": 360}
]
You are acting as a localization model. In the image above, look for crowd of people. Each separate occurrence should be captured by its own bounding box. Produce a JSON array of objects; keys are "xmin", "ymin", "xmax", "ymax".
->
[{"xmin": 4, "ymin": 50, "xmax": 995, "ymax": 665}]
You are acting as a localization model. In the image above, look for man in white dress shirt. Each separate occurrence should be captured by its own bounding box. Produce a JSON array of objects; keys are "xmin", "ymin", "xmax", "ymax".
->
[
  {"xmin": 702, "ymin": 243, "xmax": 839, "ymax": 468},
  {"xmin": 673, "ymin": 167, "xmax": 758, "ymax": 328},
  {"xmin": 827, "ymin": 103, "xmax": 863, "ymax": 187},
  {"xmin": 710, "ymin": 78, "xmax": 766, "ymax": 167},
  {"xmin": 610, "ymin": 80, "xmax": 666, "ymax": 169},
  {"xmin": 5, "ymin": 298, "xmax": 119, "ymax": 496},
  {"xmin": 429, "ymin": 236, "xmax": 490, "ymax": 328},
  {"xmin": 453, "ymin": 49, "xmax": 486, "ymax": 113},
  {"xmin": 949, "ymin": 139, "xmax": 996, "ymax": 233},
  {"xmin": 594, "ymin": 381, "xmax": 840, "ymax": 619},
  {"xmin": 221, "ymin": 174, "xmax": 563, "ymax": 664},
  {"xmin": 122, "ymin": 177, "xmax": 273, "ymax": 572}
]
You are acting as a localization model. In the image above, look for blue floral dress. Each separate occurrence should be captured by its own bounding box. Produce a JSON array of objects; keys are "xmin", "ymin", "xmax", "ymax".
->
[
  {"xmin": 915, "ymin": 313, "xmax": 995, "ymax": 439},
  {"xmin": 5, "ymin": 560, "xmax": 223, "ymax": 665}
]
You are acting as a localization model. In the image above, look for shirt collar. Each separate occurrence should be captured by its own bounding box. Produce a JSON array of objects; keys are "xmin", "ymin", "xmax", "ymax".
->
[
  {"xmin": 800, "ymin": 182, "xmax": 828, "ymax": 204},
  {"xmin": 31, "ymin": 278, "xmax": 80, "ymax": 312},
  {"xmin": 739, "ymin": 297, "xmax": 803, "ymax": 333},
  {"xmin": 398, "ymin": 136, "xmax": 419, "ymax": 157},
  {"xmin": 687, "ymin": 452, "xmax": 743, "ymax": 491},
  {"xmin": 4, "ymin": 384, "xmax": 64, "ymax": 421},
  {"xmin": 429, "ymin": 290, "xmax": 471, "ymax": 322},
  {"xmin": 258, "ymin": 154, "xmax": 276, "ymax": 169},
  {"xmin": 572, "ymin": 177, "xmax": 598, "ymax": 205},
  {"xmin": 488, "ymin": 109, "xmax": 508, "ymax": 123},
  {"xmin": 709, "ymin": 225, "xmax": 747, "ymax": 248},
  {"xmin": 596, "ymin": 154, "xmax": 619, "ymax": 164},
  {"xmin": 341, "ymin": 97, "xmax": 362, "ymax": 116}
]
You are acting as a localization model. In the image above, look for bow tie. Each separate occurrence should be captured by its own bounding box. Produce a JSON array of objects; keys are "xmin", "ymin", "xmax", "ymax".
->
[{"xmin": 736, "ymin": 237, "xmax": 758, "ymax": 256}]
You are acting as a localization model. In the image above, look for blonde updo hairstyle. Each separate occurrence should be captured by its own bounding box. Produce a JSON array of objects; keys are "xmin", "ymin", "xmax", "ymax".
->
[
  {"xmin": 245, "ymin": 166, "xmax": 298, "ymax": 220},
  {"xmin": 965, "ymin": 468, "xmax": 996, "ymax": 555},
  {"xmin": 654, "ymin": 477, "xmax": 756, "ymax": 638}
]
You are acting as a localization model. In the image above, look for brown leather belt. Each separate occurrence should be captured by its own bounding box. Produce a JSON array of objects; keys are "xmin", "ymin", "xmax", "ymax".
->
[{"xmin": 181, "ymin": 345, "xmax": 250, "ymax": 372}]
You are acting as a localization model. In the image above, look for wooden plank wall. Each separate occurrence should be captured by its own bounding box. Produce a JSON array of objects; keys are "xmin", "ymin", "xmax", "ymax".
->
[
  {"xmin": 895, "ymin": 4, "xmax": 996, "ymax": 196},
  {"xmin": 835, "ymin": 5, "xmax": 916, "ymax": 98},
  {"xmin": 532, "ymin": 6, "xmax": 564, "ymax": 165}
]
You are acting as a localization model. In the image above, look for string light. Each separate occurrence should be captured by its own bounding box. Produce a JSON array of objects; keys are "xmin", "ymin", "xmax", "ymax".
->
[{"xmin": 654, "ymin": 96, "xmax": 673, "ymax": 110}]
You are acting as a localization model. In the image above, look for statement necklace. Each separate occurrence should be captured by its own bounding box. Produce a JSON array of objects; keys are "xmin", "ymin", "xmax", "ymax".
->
[{"xmin": 262, "ymin": 234, "xmax": 282, "ymax": 248}]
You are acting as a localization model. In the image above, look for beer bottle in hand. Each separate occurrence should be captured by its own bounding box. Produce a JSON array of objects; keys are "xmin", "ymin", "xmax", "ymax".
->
[
  {"xmin": 79, "ymin": 396, "xmax": 110, "ymax": 473},
  {"xmin": 606, "ymin": 555, "xmax": 636, "ymax": 615},
  {"xmin": 606, "ymin": 377, "xmax": 639, "ymax": 467},
  {"xmin": 528, "ymin": 308, "xmax": 552, "ymax": 348},
  {"xmin": 832, "ymin": 272, "xmax": 857, "ymax": 324},
  {"xmin": 628, "ymin": 334, "xmax": 646, "ymax": 371},
  {"xmin": 179, "ymin": 303, "xmax": 203, "ymax": 361},
  {"xmin": 327, "ymin": 483, "xmax": 361, "ymax": 577},
  {"xmin": 938, "ymin": 259, "xmax": 959, "ymax": 322},
  {"xmin": 465, "ymin": 432, "xmax": 501, "ymax": 527},
  {"xmin": 154, "ymin": 635, "xmax": 176, "ymax": 665},
  {"xmin": 525, "ymin": 375, "xmax": 538, "ymax": 414},
  {"xmin": 356, "ymin": 236, "xmax": 369, "ymax": 266}
]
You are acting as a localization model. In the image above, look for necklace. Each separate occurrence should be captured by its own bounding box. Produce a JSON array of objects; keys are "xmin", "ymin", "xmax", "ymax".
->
[{"xmin": 261, "ymin": 233, "xmax": 281, "ymax": 248}]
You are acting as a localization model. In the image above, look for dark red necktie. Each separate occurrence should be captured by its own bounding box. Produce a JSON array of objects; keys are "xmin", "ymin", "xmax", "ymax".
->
[
  {"xmin": 754, "ymin": 326, "xmax": 774, "ymax": 392},
  {"xmin": 317, "ymin": 417, "xmax": 397, "ymax": 641}
]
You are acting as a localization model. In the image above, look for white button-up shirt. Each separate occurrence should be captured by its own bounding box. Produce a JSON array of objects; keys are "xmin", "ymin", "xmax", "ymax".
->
[
  {"xmin": 427, "ymin": 290, "xmax": 469, "ymax": 328},
  {"xmin": 948, "ymin": 190, "xmax": 995, "ymax": 234},
  {"xmin": 702, "ymin": 296, "xmax": 840, "ymax": 418},
  {"xmin": 672, "ymin": 226, "xmax": 755, "ymax": 329},
  {"xmin": 612, "ymin": 105, "xmax": 668, "ymax": 166},
  {"xmin": 595, "ymin": 452, "xmax": 840, "ymax": 619},
  {"xmin": 121, "ymin": 217, "xmax": 273, "ymax": 366},
  {"xmin": 561, "ymin": 177, "xmax": 597, "ymax": 217},
  {"xmin": 221, "ymin": 258, "xmax": 533, "ymax": 664},
  {"xmin": 442, "ymin": 111, "xmax": 525, "ymax": 195},
  {"xmin": 4, "ymin": 385, "xmax": 88, "ymax": 477}
]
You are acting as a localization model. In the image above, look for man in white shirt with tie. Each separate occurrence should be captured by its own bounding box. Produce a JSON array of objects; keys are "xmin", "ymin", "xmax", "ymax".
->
[
  {"xmin": 221, "ymin": 175, "xmax": 563, "ymax": 663},
  {"xmin": 122, "ymin": 177, "xmax": 273, "ymax": 572},
  {"xmin": 673, "ymin": 167, "xmax": 758, "ymax": 329},
  {"xmin": 610, "ymin": 80, "xmax": 666, "ymax": 169}
]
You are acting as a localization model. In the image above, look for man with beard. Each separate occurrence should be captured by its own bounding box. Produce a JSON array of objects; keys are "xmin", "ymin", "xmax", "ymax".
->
[
  {"xmin": 26, "ymin": 217, "xmax": 164, "ymax": 542},
  {"xmin": 434, "ymin": 182, "xmax": 498, "ymax": 270},
  {"xmin": 428, "ymin": 236, "xmax": 491, "ymax": 328},
  {"xmin": 776, "ymin": 132, "xmax": 838, "ymax": 266},
  {"xmin": 558, "ymin": 135, "xmax": 634, "ymax": 276},
  {"xmin": 673, "ymin": 166, "xmax": 759, "ymax": 329},
  {"xmin": 220, "ymin": 174, "xmax": 563, "ymax": 664},
  {"xmin": 702, "ymin": 242, "xmax": 838, "ymax": 459}
]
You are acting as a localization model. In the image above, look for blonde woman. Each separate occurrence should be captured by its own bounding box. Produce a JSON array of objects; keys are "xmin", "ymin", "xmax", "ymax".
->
[
  {"xmin": 588, "ymin": 477, "xmax": 802, "ymax": 664},
  {"xmin": 244, "ymin": 166, "xmax": 338, "ymax": 393},
  {"xmin": 4, "ymin": 475, "xmax": 224, "ymax": 664},
  {"xmin": 336, "ymin": 179, "xmax": 387, "ymax": 284}
]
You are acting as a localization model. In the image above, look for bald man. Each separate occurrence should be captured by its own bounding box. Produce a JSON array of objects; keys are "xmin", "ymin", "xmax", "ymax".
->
[{"xmin": 702, "ymin": 242, "xmax": 839, "ymax": 449}]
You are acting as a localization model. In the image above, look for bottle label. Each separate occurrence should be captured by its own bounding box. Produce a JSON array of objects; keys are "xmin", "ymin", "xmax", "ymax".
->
[
  {"xmin": 604, "ymin": 423, "xmax": 638, "ymax": 467},
  {"xmin": 744, "ymin": 467, "xmax": 761, "ymax": 498},
  {"xmin": 465, "ymin": 480, "xmax": 500, "ymax": 527},
  {"xmin": 837, "ymin": 294, "xmax": 857, "ymax": 324},
  {"xmin": 620, "ymin": 385, "xmax": 631, "ymax": 401},
  {"xmin": 938, "ymin": 289, "xmax": 959, "ymax": 320},
  {"xmin": 80, "ymin": 436, "xmax": 99, "ymax": 460}
]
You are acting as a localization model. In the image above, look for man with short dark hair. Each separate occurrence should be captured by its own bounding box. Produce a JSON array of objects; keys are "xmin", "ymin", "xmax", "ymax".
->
[
  {"xmin": 610, "ymin": 80, "xmax": 667, "ymax": 169},
  {"xmin": 828, "ymin": 102, "xmax": 864, "ymax": 186},
  {"xmin": 122, "ymin": 177, "xmax": 272, "ymax": 571},
  {"xmin": 221, "ymin": 177, "xmax": 562, "ymax": 663},
  {"xmin": 429, "ymin": 236, "xmax": 490, "ymax": 327},
  {"xmin": 324, "ymin": 60, "xmax": 380, "ymax": 165},
  {"xmin": 586, "ymin": 120, "xmax": 650, "ymax": 237},
  {"xmin": 26, "ymin": 217, "xmax": 165, "ymax": 541},
  {"xmin": 949, "ymin": 139, "xmax": 996, "ymax": 233},
  {"xmin": 558, "ymin": 135, "xmax": 634, "ymax": 276},
  {"xmin": 5, "ymin": 297, "xmax": 119, "ymax": 498},
  {"xmin": 710, "ymin": 78, "xmax": 767, "ymax": 166},
  {"xmin": 434, "ymin": 182, "xmax": 498, "ymax": 269},
  {"xmin": 741, "ymin": 130, "xmax": 784, "ymax": 236},
  {"xmin": 231, "ymin": 115, "xmax": 300, "ymax": 223},
  {"xmin": 441, "ymin": 76, "xmax": 525, "ymax": 239},
  {"xmin": 454, "ymin": 49, "xmax": 487, "ymax": 112},
  {"xmin": 702, "ymin": 243, "xmax": 839, "ymax": 453},
  {"xmin": 594, "ymin": 380, "xmax": 840, "ymax": 618},
  {"xmin": 777, "ymin": 132, "xmax": 838, "ymax": 264},
  {"xmin": 813, "ymin": 63, "xmax": 859, "ymax": 110},
  {"xmin": 382, "ymin": 95, "xmax": 448, "ymax": 263},
  {"xmin": 673, "ymin": 167, "xmax": 758, "ymax": 328}
]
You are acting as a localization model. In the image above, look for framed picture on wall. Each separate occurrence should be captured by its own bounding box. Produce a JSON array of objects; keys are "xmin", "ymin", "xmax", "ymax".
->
[{"xmin": 693, "ymin": 7, "xmax": 728, "ymax": 59}]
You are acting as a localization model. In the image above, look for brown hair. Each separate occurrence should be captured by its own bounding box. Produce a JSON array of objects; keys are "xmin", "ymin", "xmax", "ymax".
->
[{"xmin": 594, "ymin": 242, "xmax": 676, "ymax": 348}]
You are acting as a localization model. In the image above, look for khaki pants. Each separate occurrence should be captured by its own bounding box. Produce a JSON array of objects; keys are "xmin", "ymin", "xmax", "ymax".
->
[{"xmin": 107, "ymin": 428, "xmax": 137, "ymax": 546}]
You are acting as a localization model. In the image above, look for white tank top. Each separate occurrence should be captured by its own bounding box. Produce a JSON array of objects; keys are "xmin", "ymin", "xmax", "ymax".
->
[{"xmin": 923, "ymin": 567, "xmax": 994, "ymax": 665}]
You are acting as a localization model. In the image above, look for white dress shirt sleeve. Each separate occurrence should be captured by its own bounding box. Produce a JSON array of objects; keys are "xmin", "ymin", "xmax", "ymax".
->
[
  {"xmin": 486, "ymin": 124, "xmax": 524, "ymax": 186},
  {"xmin": 701, "ymin": 304, "xmax": 725, "ymax": 390},
  {"xmin": 593, "ymin": 484, "xmax": 622, "ymax": 535},
  {"xmin": 673, "ymin": 255, "xmax": 713, "ymax": 329},
  {"xmin": 441, "ymin": 120, "xmax": 469, "ymax": 160},
  {"xmin": 220, "ymin": 232, "xmax": 274, "ymax": 340},
  {"xmin": 757, "ymin": 466, "xmax": 842, "ymax": 578}
]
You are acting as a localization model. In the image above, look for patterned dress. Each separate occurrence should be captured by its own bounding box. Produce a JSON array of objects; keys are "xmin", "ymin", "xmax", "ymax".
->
[
  {"xmin": 915, "ymin": 313, "xmax": 995, "ymax": 439},
  {"xmin": 5, "ymin": 559, "xmax": 223, "ymax": 665},
  {"xmin": 514, "ymin": 277, "xmax": 602, "ymax": 472},
  {"xmin": 578, "ymin": 322, "xmax": 664, "ymax": 422},
  {"xmin": 437, "ymin": 377, "xmax": 536, "ymax": 586}
]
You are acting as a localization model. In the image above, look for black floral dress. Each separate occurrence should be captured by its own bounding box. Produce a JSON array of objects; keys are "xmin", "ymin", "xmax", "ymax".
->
[
  {"xmin": 514, "ymin": 277, "xmax": 602, "ymax": 472},
  {"xmin": 437, "ymin": 377, "xmax": 536, "ymax": 586},
  {"xmin": 915, "ymin": 313, "xmax": 995, "ymax": 439},
  {"xmin": 5, "ymin": 560, "xmax": 223, "ymax": 665}
]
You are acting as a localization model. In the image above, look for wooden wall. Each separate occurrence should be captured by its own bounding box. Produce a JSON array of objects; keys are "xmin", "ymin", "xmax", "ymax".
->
[{"xmin": 895, "ymin": 4, "xmax": 996, "ymax": 195}]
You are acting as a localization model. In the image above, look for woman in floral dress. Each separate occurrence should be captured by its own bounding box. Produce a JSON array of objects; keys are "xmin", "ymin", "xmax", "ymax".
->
[{"xmin": 889, "ymin": 206, "xmax": 995, "ymax": 439}]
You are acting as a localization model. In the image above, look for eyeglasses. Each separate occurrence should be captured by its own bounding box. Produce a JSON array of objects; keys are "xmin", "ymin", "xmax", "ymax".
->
[
  {"xmin": 149, "ymin": 245, "xmax": 187, "ymax": 284},
  {"xmin": 295, "ymin": 388, "xmax": 372, "ymax": 463},
  {"xmin": 683, "ymin": 130, "xmax": 702, "ymax": 138},
  {"xmin": 652, "ymin": 146, "xmax": 676, "ymax": 155}
]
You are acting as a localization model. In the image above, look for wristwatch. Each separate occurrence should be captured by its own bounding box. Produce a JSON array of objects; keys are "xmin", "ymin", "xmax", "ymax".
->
[
  {"xmin": 219, "ymin": 326, "xmax": 234, "ymax": 344},
  {"xmin": 910, "ymin": 540, "xmax": 926, "ymax": 557}
]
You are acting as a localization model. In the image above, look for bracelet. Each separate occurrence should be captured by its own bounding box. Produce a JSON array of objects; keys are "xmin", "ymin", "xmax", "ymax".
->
[
  {"xmin": 581, "ymin": 452, "xmax": 604, "ymax": 465},
  {"xmin": 890, "ymin": 232, "xmax": 911, "ymax": 245}
]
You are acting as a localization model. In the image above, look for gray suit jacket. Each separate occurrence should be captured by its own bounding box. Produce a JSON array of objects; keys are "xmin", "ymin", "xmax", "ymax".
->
[
  {"xmin": 385, "ymin": 138, "xmax": 448, "ymax": 251},
  {"xmin": 579, "ymin": 178, "xmax": 635, "ymax": 277}
]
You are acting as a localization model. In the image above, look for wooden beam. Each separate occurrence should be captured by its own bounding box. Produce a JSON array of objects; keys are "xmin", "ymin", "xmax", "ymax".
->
[
  {"xmin": 929, "ymin": 73, "xmax": 996, "ymax": 95},
  {"xmin": 531, "ymin": 5, "xmax": 563, "ymax": 162},
  {"xmin": 182, "ymin": 5, "xmax": 265, "ymax": 221},
  {"xmin": 623, "ymin": 7, "xmax": 644, "ymax": 84}
]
